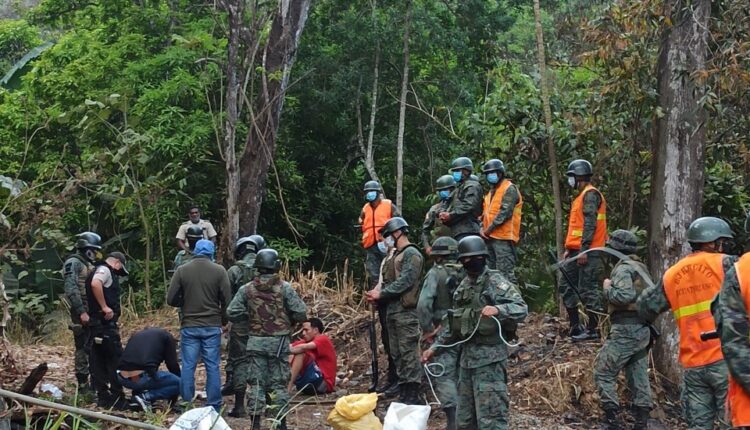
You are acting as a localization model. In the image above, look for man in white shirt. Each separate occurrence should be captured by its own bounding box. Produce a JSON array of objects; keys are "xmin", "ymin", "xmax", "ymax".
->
[{"xmin": 175, "ymin": 206, "xmax": 217, "ymax": 251}]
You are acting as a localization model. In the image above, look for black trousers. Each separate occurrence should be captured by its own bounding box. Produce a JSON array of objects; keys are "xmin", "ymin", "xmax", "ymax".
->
[
  {"xmin": 378, "ymin": 306, "xmax": 398, "ymax": 382},
  {"xmin": 88, "ymin": 323, "xmax": 123, "ymax": 398}
]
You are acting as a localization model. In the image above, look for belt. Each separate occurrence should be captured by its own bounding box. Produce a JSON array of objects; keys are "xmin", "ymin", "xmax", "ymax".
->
[
  {"xmin": 610, "ymin": 311, "xmax": 645, "ymax": 325},
  {"xmin": 117, "ymin": 370, "xmax": 144, "ymax": 381}
]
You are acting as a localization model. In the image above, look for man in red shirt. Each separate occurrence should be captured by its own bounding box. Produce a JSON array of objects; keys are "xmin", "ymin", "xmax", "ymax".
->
[{"xmin": 288, "ymin": 318, "xmax": 337, "ymax": 394}]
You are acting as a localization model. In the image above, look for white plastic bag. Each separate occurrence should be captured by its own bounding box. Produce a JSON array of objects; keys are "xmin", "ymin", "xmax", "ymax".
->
[
  {"xmin": 169, "ymin": 406, "xmax": 232, "ymax": 430},
  {"xmin": 383, "ymin": 402, "xmax": 430, "ymax": 430}
]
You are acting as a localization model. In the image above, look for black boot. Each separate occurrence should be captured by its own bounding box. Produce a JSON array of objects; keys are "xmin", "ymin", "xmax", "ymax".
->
[
  {"xmin": 250, "ymin": 415, "xmax": 261, "ymax": 430},
  {"xmin": 600, "ymin": 407, "xmax": 622, "ymax": 430},
  {"xmin": 75, "ymin": 373, "xmax": 94, "ymax": 397},
  {"xmin": 398, "ymin": 382, "xmax": 422, "ymax": 405},
  {"xmin": 573, "ymin": 311, "xmax": 601, "ymax": 342},
  {"xmin": 221, "ymin": 371, "xmax": 234, "ymax": 396},
  {"xmin": 567, "ymin": 307, "xmax": 584, "ymax": 337},
  {"xmin": 444, "ymin": 406, "xmax": 457, "ymax": 430},
  {"xmin": 633, "ymin": 406, "xmax": 650, "ymax": 430},
  {"xmin": 377, "ymin": 378, "xmax": 400, "ymax": 397},
  {"xmin": 228, "ymin": 392, "xmax": 246, "ymax": 418}
]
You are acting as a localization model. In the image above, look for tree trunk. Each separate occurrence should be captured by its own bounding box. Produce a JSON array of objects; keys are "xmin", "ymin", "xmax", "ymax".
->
[
  {"xmin": 239, "ymin": 0, "xmax": 312, "ymax": 234},
  {"xmin": 366, "ymin": 44, "xmax": 381, "ymax": 183},
  {"xmin": 395, "ymin": 0, "xmax": 412, "ymax": 210},
  {"xmin": 649, "ymin": 0, "xmax": 710, "ymax": 384}
]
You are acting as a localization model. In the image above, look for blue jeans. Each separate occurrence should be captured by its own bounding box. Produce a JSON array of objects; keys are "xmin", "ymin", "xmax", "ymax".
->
[
  {"xmin": 118, "ymin": 371, "xmax": 180, "ymax": 402},
  {"xmin": 180, "ymin": 326, "xmax": 222, "ymax": 411}
]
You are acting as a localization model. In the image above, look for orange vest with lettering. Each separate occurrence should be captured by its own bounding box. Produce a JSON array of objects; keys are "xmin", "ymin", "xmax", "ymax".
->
[
  {"xmin": 662, "ymin": 252, "xmax": 725, "ymax": 368},
  {"xmin": 482, "ymin": 180, "xmax": 523, "ymax": 243},
  {"xmin": 727, "ymin": 254, "xmax": 750, "ymax": 427},
  {"xmin": 565, "ymin": 185, "xmax": 607, "ymax": 250},
  {"xmin": 361, "ymin": 199, "xmax": 393, "ymax": 248}
]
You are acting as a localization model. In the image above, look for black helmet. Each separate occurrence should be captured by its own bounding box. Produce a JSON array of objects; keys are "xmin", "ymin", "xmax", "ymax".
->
[
  {"xmin": 566, "ymin": 159, "xmax": 593, "ymax": 177},
  {"xmin": 482, "ymin": 159, "xmax": 505, "ymax": 174},
  {"xmin": 687, "ymin": 217, "xmax": 734, "ymax": 243},
  {"xmin": 606, "ymin": 229, "xmax": 638, "ymax": 254},
  {"xmin": 450, "ymin": 157, "xmax": 473, "ymax": 172},
  {"xmin": 76, "ymin": 232, "xmax": 102, "ymax": 250},
  {"xmin": 234, "ymin": 237, "xmax": 257, "ymax": 258},
  {"xmin": 254, "ymin": 249, "xmax": 282, "ymax": 272},
  {"xmin": 380, "ymin": 217, "xmax": 409, "ymax": 238},
  {"xmin": 435, "ymin": 175, "xmax": 456, "ymax": 191},
  {"xmin": 363, "ymin": 180, "xmax": 381, "ymax": 192},
  {"xmin": 249, "ymin": 234, "xmax": 266, "ymax": 251},
  {"xmin": 431, "ymin": 236, "xmax": 458, "ymax": 256},
  {"xmin": 457, "ymin": 235, "xmax": 488, "ymax": 258},
  {"xmin": 186, "ymin": 225, "xmax": 204, "ymax": 239}
]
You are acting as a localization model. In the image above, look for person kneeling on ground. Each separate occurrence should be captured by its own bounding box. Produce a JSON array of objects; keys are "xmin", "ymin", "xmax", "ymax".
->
[{"xmin": 288, "ymin": 318, "xmax": 337, "ymax": 395}]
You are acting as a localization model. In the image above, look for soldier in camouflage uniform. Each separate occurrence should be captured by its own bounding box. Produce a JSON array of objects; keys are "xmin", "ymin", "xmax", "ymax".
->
[
  {"xmin": 226, "ymin": 248, "xmax": 306, "ymax": 430},
  {"xmin": 172, "ymin": 225, "xmax": 203, "ymax": 269},
  {"xmin": 423, "ymin": 236, "xmax": 528, "ymax": 430},
  {"xmin": 422, "ymin": 175, "xmax": 456, "ymax": 254},
  {"xmin": 62, "ymin": 231, "xmax": 102, "ymax": 392},
  {"xmin": 638, "ymin": 217, "xmax": 735, "ymax": 430},
  {"xmin": 417, "ymin": 236, "xmax": 464, "ymax": 429},
  {"xmin": 593, "ymin": 230, "xmax": 652, "ymax": 429},
  {"xmin": 479, "ymin": 159, "xmax": 522, "ymax": 284},
  {"xmin": 366, "ymin": 217, "xmax": 425, "ymax": 405},
  {"xmin": 439, "ymin": 157, "xmax": 483, "ymax": 241}
]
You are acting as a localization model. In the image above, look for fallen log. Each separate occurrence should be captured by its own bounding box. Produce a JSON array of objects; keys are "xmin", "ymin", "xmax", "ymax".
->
[{"xmin": 18, "ymin": 363, "xmax": 47, "ymax": 395}]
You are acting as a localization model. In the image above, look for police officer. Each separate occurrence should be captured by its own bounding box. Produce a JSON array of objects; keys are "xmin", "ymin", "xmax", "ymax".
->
[
  {"xmin": 417, "ymin": 236, "xmax": 463, "ymax": 429},
  {"xmin": 439, "ymin": 157, "xmax": 483, "ymax": 241},
  {"xmin": 638, "ymin": 217, "xmax": 735, "ymax": 430},
  {"xmin": 173, "ymin": 225, "xmax": 203, "ymax": 269},
  {"xmin": 63, "ymin": 231, "xmax": 102, "ymax": 393},
  {"xmin": 422, "ymin": 236, "xmax": 528, "ymax": 429},
  {"xmin": 226, "ymin": 249, "xmax": 307, "ymax": 430},
  {"xmin": 593, "ymin": 230, "xmax": 652, "ymax": 429},
  {"xmin": 562, "ymin": 159, "xmax": 608, "ymax": 340},
  {"xmin": 366, "ymin": 217, "xmax": 424, "ymax": 404},
  {"xmin": 422, "ymin": 175, "xmax": 456, "ymax": 254},
  {"xmin": 479, "ymin": 159, "xmax": 522, "ymax": 284}
]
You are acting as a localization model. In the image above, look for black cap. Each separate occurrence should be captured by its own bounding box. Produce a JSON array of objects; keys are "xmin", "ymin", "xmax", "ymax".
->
[{"xmin": 108, "ymin": 251, "xmax": 129, "ymax": 276}]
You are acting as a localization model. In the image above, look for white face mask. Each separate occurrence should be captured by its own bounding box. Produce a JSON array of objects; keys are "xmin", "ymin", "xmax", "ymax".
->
[
  {"xmin": 377, "ymin": 241, "xmax": 387, "ymax": 253},
  {"xmin": 567, "ymin": 176, "xmax": 577, "ymax": 188},
  {"xmin": 384, "ymin": 236, "xmax": 396, "ymax": 249}
]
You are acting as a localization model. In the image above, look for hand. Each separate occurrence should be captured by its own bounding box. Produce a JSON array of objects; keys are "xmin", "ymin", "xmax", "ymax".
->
[
  {"xmin": 577, "ymin": 252, "xmax": 588, "ymax": 266},
  {"xmin": 365, "ymin": 288, "xmax": 381, "ymax": 302},
  {"xmin": 438, "ymin": 212, "xmax": 450, "ymax": 222},
  {"xmin": 479, "ymin": 230, "xmax": 490, "ymax": 240},
  {"xmin": 425, "ymin": 246, "xmax": 432, "ymax": 255},
  {"xmin": 102, "ymin": 306, "xmax": 114, "ymax": 320},
  {"xmin": 421, "ymin": 348, "xmax": 435, "ymax": 364},
  {"xmin": 481, "ymin": 305, "xmax": 499, "ymax": 318},
  {"xmin": 603, "ymin": 279, "xmax": 612, "ymax": 290},
  {"xmin": 79, "ymin": 312, "xmax": 90, "ymax": 325},
  {"xmin": 287, "ymin": 383, "xmax": 295, "ymax": 394},
  {"xmin": 422, "ymin": 325, "xmax": 442, "ymax": 344},
  {"xmin": 563, "ymin": 250, "xmax": 569, "ymax": 259},
  {"xmin": 222, "ymin": 324, "xmax": 230, "ymax": 333}
]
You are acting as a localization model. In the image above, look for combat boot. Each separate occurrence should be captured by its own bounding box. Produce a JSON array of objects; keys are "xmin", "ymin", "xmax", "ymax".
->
[
  {"xmin": 600, "ymin": 407, "xmax": 622, "ymax": 430},
  {"xmin": 75, "ymin": 373, "xmax": 95, "ymax": 397},
  {"xmin": 567, "ymin": 307, "xmax": 584, "ymax": 337},
  {"xmin": 633, "ymin": 406, "xmax": 650, "ymax": 429},
  {"xmin": 573, "ymin": 311, "xmax": 600, "ymax": 342},
  {"xmin": 228, "ymin": 392, "xmax": 246, "ymax": 418},
  {"xmin": 377, "ymin": 378, "xmax": 400, "ymax": 397},
  {"xmin": 221, "ymin": 371, "xmax": 234, "ymax": 396},
  {"xmin": 444, "ymin": 406, "xmax": 457, "ymax": 430},
  {"xmin": 250, "ymin": 415, "xmax": 261, "ymax": 430}
]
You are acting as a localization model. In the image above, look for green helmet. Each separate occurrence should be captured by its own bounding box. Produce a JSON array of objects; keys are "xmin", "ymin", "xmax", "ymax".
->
[
  {"xmin": 687, "ymin": 217, "xmax": 734, "ymax": 243},
  {"xmin": 431, "ymin": 236, "xmax": 458, "ymax": 256},
  {"xmin": 606, "ymin": 229, "xmax": 638, "ymax": 254},
  {"xmin": 450, "ymin": 157, "xmax": 473, "ymax": 172},
  {"xmin": 566, "ymin": 159, "xmax": 593, "ymax": 177},
  {"xmin": 249, "ymin": 234, "xmax": 266, "ymax": 251},
  {"xmin": 482, "ymin": 159, "xmax": 505, "ymax": 174},
  {"xmin": 234, "ymin": 236, "xmax": 257, "ymax": 258},
  {"xmin": 380, "ymin": 217, "xmax": 409, "ymax": 238},
  {"xmin": 254, "ymin": 248, "xmax": 281, "ymax": 272},
  {"xmin": 363, "ymin": 180, "xmax": 381, "ymax": 192},
  {"xmin": 457, "ymin": 235, "xmax": 488, "ymax": 258},
  {"xmin": 76, "ymin": 232, "xmax": 102, "ymax": 250},
  {"xmin": 186, "ymin": 225, "xmax": 204, "ymax": 239},
  {"xmin": 435, "ymin": 175, "xmax": 456, "ymax": 191}
]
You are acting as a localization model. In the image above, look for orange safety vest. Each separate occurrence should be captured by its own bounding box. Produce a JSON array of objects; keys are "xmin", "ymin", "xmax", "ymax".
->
[
  {"xmin": 565, "ymin": 184, "xmax": 607, "ymax": 250},
  {"xmin": 727, "ymin": 254, "xmax": 750, "ymax": 427},
  {"xmin": 662, "ymin": 252, "xmax": 725, "ymax": 368},
  {"xmin": 361, "ymin": 199, "xmax": 393, "ymax": 249},
  {"xmin": 482, "ymin": 180, "xmax": 523, "ymax": 243}
]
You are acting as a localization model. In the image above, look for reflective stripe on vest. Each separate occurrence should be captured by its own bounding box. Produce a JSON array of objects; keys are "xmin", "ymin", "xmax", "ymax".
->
[
  {"xmin": 662, "ymin": 252, "xmax": 725, "ymax": 368},
  {"xmin": 565, "ymin": 185, "xmax": 607, "ymax": 250},
  {"xmin": 728, "ymin": 254, "xmax": 750, "ymax": 427},
  {"xmin": 361, "ymin": 199, "xmax": 393, "ymax": 249},
  {"xmin": 482, "ymin": 180, "xmax": 523, "ymax": 243}
]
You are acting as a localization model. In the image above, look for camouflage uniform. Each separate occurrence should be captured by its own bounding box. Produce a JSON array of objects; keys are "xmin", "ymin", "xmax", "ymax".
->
[
  {"xmin": 443, "ymin": 178, "xmax": 483, "ymax": 240},
  {"xmin": 63, "ymin": 253, "xmax": 93, "ymax": 382},
  {"xmin": 594, "ymin": 255, "xmax": 652, "ymax": 412},
  {"xmin": 417, "ymin": 262, "xmax": 464, "ymax": 408},
  {"xmin": 226, "ymin": 252, "xmax": 257, "ymax": 392},
  {"xmin": 483, "ymin": 183, "xmax": 520, "ymax": 284},
  {"xmin": 226, "ymin": 274, "xmax": 306, "ymax": 418},
  {"xmin": 638, "ymin": 255, "xmax": 736, "ymax": 430},
  {"xmin": 173, "ymin": 250, "xmax": 194, "ymax": 270},
  {"xmin": 421, "ymin": 200, "xmax": 451, "ymax": 250},
  {"xmin": 432, "ymin": 267, "xmax": 528, "ymax": 430}
]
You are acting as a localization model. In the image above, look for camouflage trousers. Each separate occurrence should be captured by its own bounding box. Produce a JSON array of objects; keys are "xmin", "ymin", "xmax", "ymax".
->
[
  {"xmin": 681, "ymin": 360, "xmax": 729, "ymax": 430},
  {"xmin": 431, "ymin": 345, "xmax": 459, "ymax": 408},
  {"xmin": 69, "ymin": 317, "xmax": 91, "ymax": 378},
  {"xmin": 386, "ymin": 309, "xmax": 422, "ymax": 385},
  {"xmin": 593, "ymin": 323, "xmax": 652, "ymax": 410},
  {"xmin": 559, "ymin": 250, "xmax": 604, "ymax": 312},
  {"xmin": 227, "ymin": 324, "xmax": 250, "ymax": 392},
  {"xmin": 365, "ymin": 245, "xmax": 385, "ymax": 290},
  {"xmin": 486, "ymin": 239, "xmax": 517, "ymax": 284},
  {"xmin": 245, "ymin": 336, "xmax": 291, "ymax": 418},
  {"xmin": 457, "ymin": 359, "xmax": 509, "ymax": 430}
]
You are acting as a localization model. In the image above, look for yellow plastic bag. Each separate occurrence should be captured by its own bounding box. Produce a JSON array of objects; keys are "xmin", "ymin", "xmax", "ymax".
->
[
  {"xmin": 334, "ymin": 392, "xmax": 378, "ymax": 421},
  {"xmin": 327, "ymin": 409, "xmax": 382, "ymax": 430}
]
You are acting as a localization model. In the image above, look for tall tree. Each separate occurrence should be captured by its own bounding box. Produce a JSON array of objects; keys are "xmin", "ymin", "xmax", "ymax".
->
[
  {"xmin": 395, "ymin": 0, "xmax": 412, "ymax": 209},
  {"xmin": 648, "ymin": 0, "xmax": 711, "ymax": 382}
]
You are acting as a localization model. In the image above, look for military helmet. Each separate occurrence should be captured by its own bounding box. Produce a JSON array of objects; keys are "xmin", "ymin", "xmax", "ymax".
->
[
  {"xmin": 482, "ymin": 159, "xmax": 505, "ymax": 174},
  {"xmin": 186, "ymin": 225, "xmax": 204, "ymax": 239},
  {"xmin": 234, "ymin": 236, "xmax": 256, "ymax": 258},
  {"xmin": 254, "ymin": 248, "xmax": 282, "ymax": 272},
  {"xmin": 687, "ymin": 217, "xmax": 734, "ymax": 243},
  {"xmin": 75, "ymin": 232, "xmax": 102, "ymax": 250},
  {"xmin": 450, "ymin": 157, "xmax": 473, "ymax": 172},
  {"xmin": 457, "ymin": 235, "xmax": 489, "ymax": 258},
  {"xmin": 469, "ymin": 174, "xmax": 479, "ymax": 182},
  {"xmin": 606, "ymin": 229, "xmax": 638, "ymax": 254},
  {"xmin": 249, "ymin": 234, "xmax": 266, "ymax": 251},
  {"xmin": 566, "ymin": 159, "xmax": 593, "ymax": 177},
  {"xmin": 431, "ymin": 236, "xmax": 458, "ymax": 256},
  {"xmin": 380, "ymin": 217, "xmax": 409, "ymax": 238},
  {"xmin": 435, "ymin": 175, "xmax": 456, "ymax": 191},
  {"xmin": 363, "ymin": 180, "xmax": 381, "ymax": 192}
]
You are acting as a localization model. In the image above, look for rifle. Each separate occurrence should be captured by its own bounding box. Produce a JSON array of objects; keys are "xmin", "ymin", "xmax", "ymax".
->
[
  {"xmin": 367, "ymin": 304, "xmax": 379, "ymax": 392},
  {"xmin": 700, "ymin": 331, "xmax": 719, "ymax": 341},
  {"xmin": 547, "ymin": 250, "xmax": 586, "ymax": 306}
]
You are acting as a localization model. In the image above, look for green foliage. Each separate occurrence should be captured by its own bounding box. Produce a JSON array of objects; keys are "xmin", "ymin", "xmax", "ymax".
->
[{"xmin": 0, "ymin": 18, "xmax": 40, "ymax": 71}]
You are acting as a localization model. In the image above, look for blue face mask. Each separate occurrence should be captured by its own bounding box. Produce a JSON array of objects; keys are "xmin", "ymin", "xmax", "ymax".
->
[
  {"xmin": 438, "ymin": 190, "xmax": 451, "ymax": 200},
  {"xmin": 486, "ymin": 173, "xmax": 499, "ymax": 184},
  {"xmin": 366, "ymin": 191, "xmax": 378, "ymax": 202},
  {"xmin": 452, "ymin": 171, "xmax": 463, "ymax": 183}
]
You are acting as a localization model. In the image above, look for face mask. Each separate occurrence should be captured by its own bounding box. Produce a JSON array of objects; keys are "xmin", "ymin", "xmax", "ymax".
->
[
  {"xmin": 384, "ymin": 236, "xmax": 396, "ymax": 249},
  {"xmin": 438, "ymin": 190, "xmax": 451, "ymax": 200},
  {"xmin": 486, "ymin": 173, "xmax": 499, "ymax": 184},
  {"xmin": 567, "ymin": 176, "xmax": 577, "ymax": 188},
  {"xmin": 84, "ymin": 249, "xmax": 101, "ymax": 263},
  {"xmin": 452, "ymin": 171, "xmax": 463, "ymax": 183},
  {"xmin": 462, "ymin": 257, "xmax": 486, "ymax": 275},
  {"xmin": 366, "ymin": 191, "xmax": 377, "ymax": 202},
  {"xmin": 377, "ymin": 241, "xmax": 387, "ymax": 254}
]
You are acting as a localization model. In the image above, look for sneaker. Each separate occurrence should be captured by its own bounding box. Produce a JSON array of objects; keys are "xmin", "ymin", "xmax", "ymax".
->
[{"xmin": 132, "ymin": 394, "xmax": 152, "ymax": 413}]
